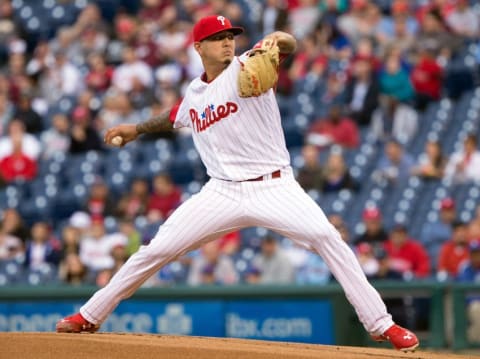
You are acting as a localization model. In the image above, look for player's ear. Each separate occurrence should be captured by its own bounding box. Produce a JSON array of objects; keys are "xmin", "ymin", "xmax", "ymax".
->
[{"xmin": 193, "ymin": 41, "xmax": 202, "ymax": 54}]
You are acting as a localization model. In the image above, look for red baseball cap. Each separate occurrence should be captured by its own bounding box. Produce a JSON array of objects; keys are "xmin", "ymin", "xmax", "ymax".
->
[
  {"xmin": 440, "ymin": 197, "xmax": 455, "ymax": 210},
  {"xmin": 391, "ymin": 0, "xmax": 410, "ymax": 14},
  {"xmin": 72, "ymin": 106, "xmax": 89, "ymax": 120},
  {"xmin": 192, "ymin": 15, "xmax": 243, "ymax": 42},
  {"xmin": 363, "ymin": 207, "xmax": 382, "ymax": 221}
]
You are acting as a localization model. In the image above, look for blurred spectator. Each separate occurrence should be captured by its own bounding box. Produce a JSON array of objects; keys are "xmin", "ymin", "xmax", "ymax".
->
[
  {"xmin": 317, "ymin": 73, "xmax": 345, "ymax": 109},
  {"xmin": 344, "ymin": 57, "xmax": 379, "ymax": 126},
  {"xmin": 437, "ymin": 220, "xmax": 470, "ymax": 280},
  {"xmin": 63, "ymin": 3, "xmax": 109, "ymax": 51},
  {"xmin": 0, "ymin": 225, "xmax": 22, "ymax": 261},
  {"xmin": 261, "ymin": 0, "xmax": 289, "ymax": 37},
  {"xmin": 99, "ymin": 242, "xmax": 129, "ymax": 286},
  {"xmin": 321, "ymin": 150, "xmax": 358, "ymax": 193},
  {"xmin": 288, "ymin": 0, "xmax": 321, "ymax": 40},
  {"xmin": 155, "ymin": 21, "xmax": 188, "ymax": 63},
  {"xmin": 39, "ymin": 49, "xmax": 83, "ymax": 104},
  {"xmin": 252, "ymin": 235, "xmax": 295, "ymax": 284},
  {"xmin": 137, "ymin": 0, "xmax": 176, "ymax": 29},
  {"xmin": 85, "ymin": 52, "xmax": 114, "ymax": 94},
  {"xmin": 416, "ymin": 0, "xmax": 456, "ymax": 24},
  {"xmin": 420, "ymin": 197, "xmax": 456, "ymax": 266},
  {"xmin": 306, "ymin": 105, "xmax": 359, "ymax": 149},
  {"xmin": 97, "ymin": 92, "xmax": 144, "ymax": 133},
  {"xmin": 0, "ymin": 119, "xmax": 41, "ymax": 161},
  {"xmin": 349, "ymin": 37, "xmax": 382, "ymax": 73},
  {"xmin": 371, "ymin": 248, "xmax": 403, "ymax": 280},
  {"xmin": 0, "ymin": 0, "xmax": 16, "ymax": 62},
  {"xmin": 83, "ymin": 179, "xmax": 116, "ymax": 219},
  {"xmin": 457, "ymin": 239, "xmax": 480, "ymax": 282},
  {"xmin": 1, "ymin": 207, "xmax": 29, "ymax": 242},
  {"xmin": 370, "ymin": 96, "xmax": 418, "ymax": 145},
  {"xmin": 59, "ymin": 225, "xmax": 82, "ymax": 258},
  {"xmin": 244, "ymin": 265, "xmax": 262, "ymax": 284},
  {"xmin": 0, "ymin": 134, "xmax": 38, "ymax": 183},
  {"xmin": 6, "ymin": 52, "xmax": 30, "ymax": 103},
  {"xmin": 40, "ymin": 113, "xmax": 70, "ymax": 160},
  {"xmin": 25, "ymin": 41, "xmax": 53, "ymax": 81},
  {"xmin": 67, "ymin": 211, "xmax": 92, "ymax": 244},
  {"xmin": 106, "ymin": 15, "xmax": 138, "ymax": 64},
  {"xmin": 295, "ymin": 250, "xmax": 331, "ymax": 285},
  {"xmin": 389, "ymin": 14, "xmax": 417, "ymax": 57},
  {"xmin": 24, "ymin": 221, "xmax": 61, "ymax": 271},
  {"xmin": 457, "ymin": 241, "xmax": 480, "ymax": 341},
  {"xmin": 383, "ymin": 224, "xmax": 431, "ymax": 280},
  {"xmin": 296, "ymin": 144, "xmax": 324, "ymax": 192},
  {"xmin": 379, "ymin": 52, "xmax": 414, "ymax": 103},
  {"xmin": 128, "ymin": 76, "xmax": 156, "ymax": 110},
  {"xmin": 112, "ymin": 46, "xmax": 154, "ymax": 93},
  {"xmin": 0, "ymin": 92, "xmax": 14, "ymax": 136},
  {"xmin": 288, "ymin": 34, "xmax": 328, "ymax": 81},
  {"xmin": 217, "ymin": 231, "xmax": 241, "ymax": 257},
  {"xmin": 375, "ymin": 1, "xmax": 418, "ymax": 52},
  {"xmin": 77, "ymin": 23, "xmax": 109, "ymax": 60},
  {"xmin": 315, "ymin": 20, "xmax": 351, "ymax": 63},
  {"xmin": 154, "ymin": 63, "xmax": 184, "ymax": 92},
  {"xmin": 59, "ymin": 253, "xmax": 87, "ymax": 285},
  {"xmin": 337, "ymin": 0, "xmax": 371, "ymax": 45},
  {"xmin": 132, "ymin": 23, "xmax": 161, "ymax": 68},
  {"xmin": 415, "ymin": 9, "xmax": 462, "ymax": 60},
  {"xmin": 68, "ymin": 106, "xmax": 104, "ymax": 154},
  {"xmin": 444, "ymin": 134, "xmax": 480, "ymax": 184},
  {"xmin": 372, "ymin": 139, "xmax": 415, "ymax": 185},
  {"xmin": 411, "ymin": 140, "xmax": 446, "ymax": 180},
  {"xmin": 13, "ymin": 93, "xmax": 43, "ymax": 134},
  {"xmin": 446, "ymin": 0, "xmax": 479, "ymax": 39},
  {"xmin": 356, "ymin": 242, "xmax": 380, "ymax": 278},
  {"xmin": 116, "ymin": 177, "xmax": 150, "ymax": 220},
  {"xmin": 282, "ymin": 238, "xmax": 330, "ymax": 284},
  {"xmin": 354, "ymin": 207, "xmax": 388, "ymax": 252},
  {"xmin": 118, "ymin": 218, "xmax": 142, "ymax": 257},
  {"xmin": 469, "ymin": 206, "xmax": 480, "ymax": 239},
  {"xmin": 79, "ymin": 218, "xmax": 127, "ymax": 274},
  {"xmin": 410, "ymin": 45, "xmax": 444, "ymax": 111},
  {"xmin": 187, "ymin": 240, "xmax": 238, "ymax": 285}
]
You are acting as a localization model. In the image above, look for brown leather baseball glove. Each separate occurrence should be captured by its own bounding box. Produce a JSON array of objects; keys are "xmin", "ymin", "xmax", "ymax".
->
[{"xmin": 238, "ymin": 39, "xmax": 280, "ymax": 98}]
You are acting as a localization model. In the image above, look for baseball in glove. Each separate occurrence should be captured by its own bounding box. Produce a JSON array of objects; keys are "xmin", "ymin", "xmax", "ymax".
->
[{"xmin": 238, "ymin": 38, "xmax": 280, "ymax": 98}]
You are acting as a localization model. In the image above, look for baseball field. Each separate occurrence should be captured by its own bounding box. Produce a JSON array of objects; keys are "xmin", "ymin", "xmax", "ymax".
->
[{"xmin": 1, "ymin": 333, "xmax": 475, "ymax": 359}]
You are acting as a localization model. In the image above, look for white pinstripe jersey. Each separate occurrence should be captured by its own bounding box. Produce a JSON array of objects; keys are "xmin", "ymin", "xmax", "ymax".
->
[{"xmin": 173, "ymin": 53, "xmax": 290, "ymax": 181}]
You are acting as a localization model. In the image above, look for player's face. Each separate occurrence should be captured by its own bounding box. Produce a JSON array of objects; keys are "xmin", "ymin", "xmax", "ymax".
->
[{"xmin": 196, "ymin": 31, "xmax": 235, "ymax": 65}]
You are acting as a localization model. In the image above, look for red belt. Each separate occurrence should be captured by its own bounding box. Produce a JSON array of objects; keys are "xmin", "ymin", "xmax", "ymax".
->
[{"xmin": 245, "ymin": 170, "xmax": 281, "ymax": 182}]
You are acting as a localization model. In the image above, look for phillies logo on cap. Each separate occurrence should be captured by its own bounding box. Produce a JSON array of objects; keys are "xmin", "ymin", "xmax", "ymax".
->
[
  {"xmin": 193, "ymin": 15, "xmax": 243, "ymax": 42},
  {"xmin": 217, "ymin": 16, "xmax": 225, "ymax": 26}
]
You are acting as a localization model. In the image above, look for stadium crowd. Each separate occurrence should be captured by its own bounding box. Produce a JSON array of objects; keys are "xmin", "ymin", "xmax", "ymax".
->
[{"xmin": 0, "ymin": 0, "xmax": 480, "ymax": 299}]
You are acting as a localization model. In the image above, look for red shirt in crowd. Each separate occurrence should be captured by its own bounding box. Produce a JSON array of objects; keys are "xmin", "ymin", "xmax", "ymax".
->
[
  {"xmin": 438, "ymin": 242, "xmax": 470, "ymax": 277},
  {"xmin": 384, "ymin": 239, "xmax": 431, "ymax": 278},
  {"xmin": 147, "ymin": 187, "xmax": 182, "ymax": 220},
  {"xmin": 85, "ymin": 66, "xmax": 114, "ymax": 93},
  {"xmin": 0, "ymin": 153, "xmax": 37, "ymax": 182},
  {"xmin": 410, "ymin": 56, "xmax": 443, "ymax": 99},
  {"xmin": 308, "ymin": 116, "xmax": 360, "ymax": 149}
]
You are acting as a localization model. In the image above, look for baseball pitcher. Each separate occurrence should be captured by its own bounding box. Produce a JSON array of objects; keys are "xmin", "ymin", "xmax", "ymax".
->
[{"xmin": 57, "ymin": 14, "xmax": 419, "ymax": 352}]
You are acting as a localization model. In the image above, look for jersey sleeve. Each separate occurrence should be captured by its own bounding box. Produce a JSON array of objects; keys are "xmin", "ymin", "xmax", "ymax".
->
[{"xmin": 171, "ymin": 97, "xmax": 190, "ymax": 129}]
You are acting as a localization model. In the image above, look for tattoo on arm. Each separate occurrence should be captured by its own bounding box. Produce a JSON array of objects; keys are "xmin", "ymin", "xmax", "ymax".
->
[{"xmin": 136, "ymin": 111, "xmax": 173, "ymax": 134}]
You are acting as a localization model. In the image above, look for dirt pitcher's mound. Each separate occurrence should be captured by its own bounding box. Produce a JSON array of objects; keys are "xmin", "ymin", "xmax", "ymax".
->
[{"xmin": 0, "ymin": 333, "xmax": 469, "ymax": 359}]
